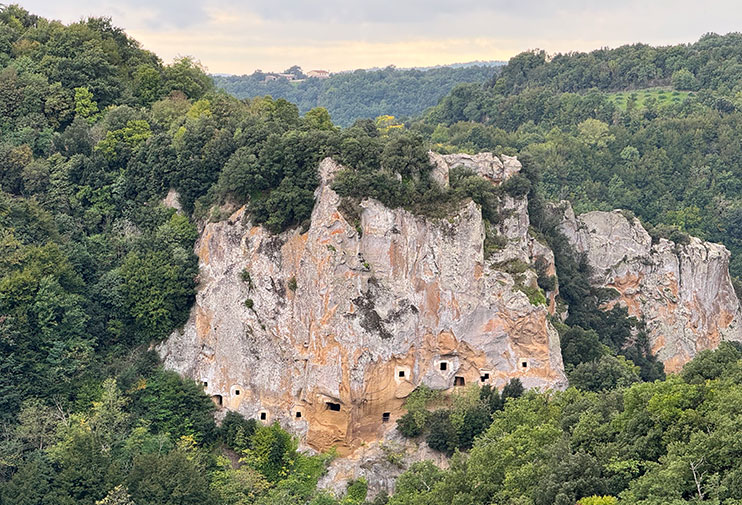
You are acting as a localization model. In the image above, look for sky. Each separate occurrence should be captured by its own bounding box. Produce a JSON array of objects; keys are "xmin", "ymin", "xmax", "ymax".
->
[{"xmin": 16, "ymin": 1, "xmax": 742, "ymax": 75}]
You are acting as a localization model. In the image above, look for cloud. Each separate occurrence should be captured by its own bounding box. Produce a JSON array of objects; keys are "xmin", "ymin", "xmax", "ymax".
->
[
  {"xmin": 229, "ymin": 0, "xmax": 626, "ymax": 24},
  {"xmin": 20, "ymin": 0, "xmax": 210, "ymax": 29},
  {"xmin": 14, "ymin": 0, "xmax": 742, "ymax": 74}
]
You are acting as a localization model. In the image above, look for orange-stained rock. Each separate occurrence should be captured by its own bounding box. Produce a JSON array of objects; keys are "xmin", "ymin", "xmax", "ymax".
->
[
  {"xmin": 159, "ymin": 155, "xmax": 566, "ymax": 458},
  {"xmin": 557, "ymin": 203, "xmax": 742, "ymax": 372}
]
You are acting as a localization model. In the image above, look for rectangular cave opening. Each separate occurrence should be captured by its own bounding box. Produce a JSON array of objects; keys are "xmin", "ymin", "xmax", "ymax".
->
[
  {"xmin": 454, "ymin": 376, "xmax": 465, "ymax": 387},
  {"xmin": 521, "ymin": 360, "xmax": 529, "ymax": 369},
  {"xmin": 398, "ymin": 370, "xmax": 405, "ymax": 378},
  {"xmin": 202, "ymin": 381, "xmax": 208, "ymax": 388},
  {"xmin": 325, "ymin": 402, "xmax": 341, "ymax": 412},
  {"xmin": 234, "ymin": 389, "xmax": 240, "ymax": 396},
  {"xmin": 260, "ymin": 412, "xmax": 267, "ymax": 420},
  {"xmin": 295, "ymin": 411, "xmax": 302, "ymax": 419},
  {"xmin": 480, "ymin": 373, "xmax": 490, "ymax": 383},
  {"xmin": 212, "ymin": 394, "xmax": 222, "ymax": 407},
  {"xmin": 439, "ymin": 362, "xmax": 448, "ymax": 371},
  {"xmin": 382, "ymin": 412, "xmax": 390, "ymax": 423}
]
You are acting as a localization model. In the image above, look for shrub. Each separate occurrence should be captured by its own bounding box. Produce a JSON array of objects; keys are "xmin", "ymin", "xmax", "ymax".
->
[
  {"xmin": 220, "ymin": 411, "xmax": 257, "ymax": 451},
  {"xmin": 241, "ymin": 268, "xmax": 253, "ymax": 289},
  {"xmin": 518, "ymin": 284, "xmax": 547, "ymax": 306},
  {"xmin": 502, "ymin": 378, "xmax": 524, "ymax": 400},
  {"xmin": 426, "ymin": 410, "xmax": 457, "ymax": 456},
  {"xmin": 501, "ymin": 173, "xmax": 531, "ymax": 198},
  {"xmin": 568, "ymin": 355, "xmax": 640, "ymax": 392},
  {"xmin": 397, "ymin": 412, "xmax": 423, "ymax": 438}
]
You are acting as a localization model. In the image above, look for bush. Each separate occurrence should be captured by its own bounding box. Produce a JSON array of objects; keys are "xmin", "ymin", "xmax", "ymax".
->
[
  {"xmin": 220, "ymin": 411, "xmax": 257, "ymax": 451},
  {"xmin": 502, "ymin": 378, "xmax": 524, "ymax": 400},
  {"xmin": 397, "ymin": 412, "xmax": 423, "ymax": 438},
  {"xmin": 518, "ymin": 284, "xmax": 547, "ymax": 306},
  {"xmin": 501, "ymin": 173, "xmax": 531, "ymax": 198},
  {"xmin": 647, "ymin": 223, "xmax": 690, "ymax": 245},
  {"xmin": 241, "ymin": 269, "xmax": 253, "ymax": 288},
  {"xmin": 559, "ymin": 325, "xmax": 604, "ymax": 367},
  {"xmin": 681, "ymin": 341, "xmax": 742, "ymax": 384},
  {"xmin": 426, "ymin": 410, "xmax": 457, "ymax": 456},
  {"xmin": 568, "ymin": 355, "xmax": 640, "ymax": 392},
  {"xmin": 535, "ymin": 257, "xmax": 557, "ymax": 291}
]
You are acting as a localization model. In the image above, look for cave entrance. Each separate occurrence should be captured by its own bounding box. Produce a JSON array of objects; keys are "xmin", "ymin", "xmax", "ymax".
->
[
  {"xmin": 480, "ymin": 372, "xmax": 490, "ymax": 383},
  {"xmin": 382, "ymin": 412, "xmax": 390, "ymax": 423},
  {"xmin": 454, "ymin": 376, "xmax": 465, "ymax": 387},
  {"xmin": 211, "ymin": 395, "xmax": 223, "ymax": 407},
  {"xmin": 325, "ymin": 402, "xmax": 341, "ymax": 412}
]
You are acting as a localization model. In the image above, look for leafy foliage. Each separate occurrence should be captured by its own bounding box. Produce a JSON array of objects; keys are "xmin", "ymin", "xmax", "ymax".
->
[
  {"xmin": 213, "ymin": 65, "xmax": 499, "ymax": 127},
  {"xmin": 388, "ymin": 347, "xmax": 742, "ymax": 504}
]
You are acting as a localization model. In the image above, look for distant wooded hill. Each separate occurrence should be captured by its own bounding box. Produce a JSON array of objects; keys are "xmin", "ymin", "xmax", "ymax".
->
[{"xmin": 212, "ymin": 64, "xmax": 501, "ymax": 126}]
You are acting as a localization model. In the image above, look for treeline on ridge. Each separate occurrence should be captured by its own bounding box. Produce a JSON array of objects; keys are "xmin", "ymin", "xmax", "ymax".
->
[{"xmin": 212, "ymin": 64, "xmax": 497, "ymax": 127}]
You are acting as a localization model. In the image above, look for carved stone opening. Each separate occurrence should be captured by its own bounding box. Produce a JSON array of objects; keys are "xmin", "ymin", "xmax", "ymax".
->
[
  {"xmin": 212, "ymin": 394, "xmax": 222, "ymax": 407},
  {"xmin": 480, "ymin": 373, "xmax": 490, "ymax": 383},
  {"xmin": 260, "ymin": 412, "xmax": 267, "ymax": 420},
  {"xmin": 454, "ymin": 376, "xmax": 465, "ymax": 387},
  {"xmin": 398, "ymin": 370, "xmax": 405, "ymax": 378},
  {"xmin": 296, "ymin": 411, "xmax": 302, "ymax": 418},
  {"xmin": 382, "ymin": 412, "xmax": 390, "ymax": 423},
  {"xmin": 439, "ymin": 362, "xmax": 448, "ymax": 371},
  {"xmin": 326, "ymin": 402, "xmax": 341, "ymax": 412}
]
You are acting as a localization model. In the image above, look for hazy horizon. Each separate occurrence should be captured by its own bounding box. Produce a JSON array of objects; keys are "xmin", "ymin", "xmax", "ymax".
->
[{"xmin": 16, "ymin": 1, "xmax": 742, "ymax": 74}]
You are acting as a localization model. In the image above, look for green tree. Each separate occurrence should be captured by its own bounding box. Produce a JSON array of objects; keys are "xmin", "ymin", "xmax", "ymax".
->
[
  {"xmin": 671, "ymin": 69, "xmax": 699, "ymax": 91},
  {"xmin": 569, "ymin": 355, "xmax": 641, "ymax": 392},
  {"xmin": 74, "ymin": 86, "xmax": 99, "ymax": 121},
  {"xmin": 244, "ymin": 422, "xmax": 298, "ymax": 483},
  {"xmin": 127, "ymin": 449, "xmax": 216, "ymax": 505}
]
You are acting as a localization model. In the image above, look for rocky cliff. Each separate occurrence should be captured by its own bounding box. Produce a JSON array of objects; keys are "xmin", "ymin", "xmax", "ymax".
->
[
  {"xmin": 557, "ymin": 203, "xmax": 742, "ymax": 371},
  {"xmin": 159, "ymin": 153, "xmax": 567, "ymax": 455}
]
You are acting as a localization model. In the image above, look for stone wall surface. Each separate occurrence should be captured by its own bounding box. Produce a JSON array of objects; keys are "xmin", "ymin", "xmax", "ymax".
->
[
  {"xmin": 159, "ymin": 154, "xmax": 566, "ymax": 460},
  {"xmin": 557, "ymin": 202, "xmax": 742, "ymax": 372}
]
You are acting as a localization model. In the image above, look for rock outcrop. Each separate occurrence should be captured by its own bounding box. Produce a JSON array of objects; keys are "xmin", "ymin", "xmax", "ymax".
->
[
  {"xmin": 428, "ymin": 151, "xmax": 522, "ymax": 188},
  {"xmin": 557, "ymin": 203, "xmax": 742, "ymax": 371},
  {"xmin": 159, "ymin": 154, "xmax": 566, "ymax": 457}
]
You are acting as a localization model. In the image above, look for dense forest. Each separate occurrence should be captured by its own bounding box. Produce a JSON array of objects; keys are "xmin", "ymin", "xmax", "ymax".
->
[
  {"xmin": 2, "ymin": 4, "xmax": 742, "ymax": 505},
  {"xmin": 212, "ymin": 65, "xmax": 497, "ymax": 127}
]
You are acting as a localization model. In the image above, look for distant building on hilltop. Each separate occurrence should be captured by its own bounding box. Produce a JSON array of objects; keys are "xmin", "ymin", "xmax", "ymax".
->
[{"xmin": 307, "ymin": 69, "xmax": 330, "ymax": 79}]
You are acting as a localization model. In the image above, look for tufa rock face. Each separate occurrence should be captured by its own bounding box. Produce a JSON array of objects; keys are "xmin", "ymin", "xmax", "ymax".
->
[
  {"xmin": 159, "ymin": 155, "xmax": 566, "ymax": 455},
  {"xmin": 557, "ymin": 203, "xmax": 742, "ymax": 372},
  {"xmin": 428, "ymin": 151, "xmax": 522, "ymax": 188}
]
